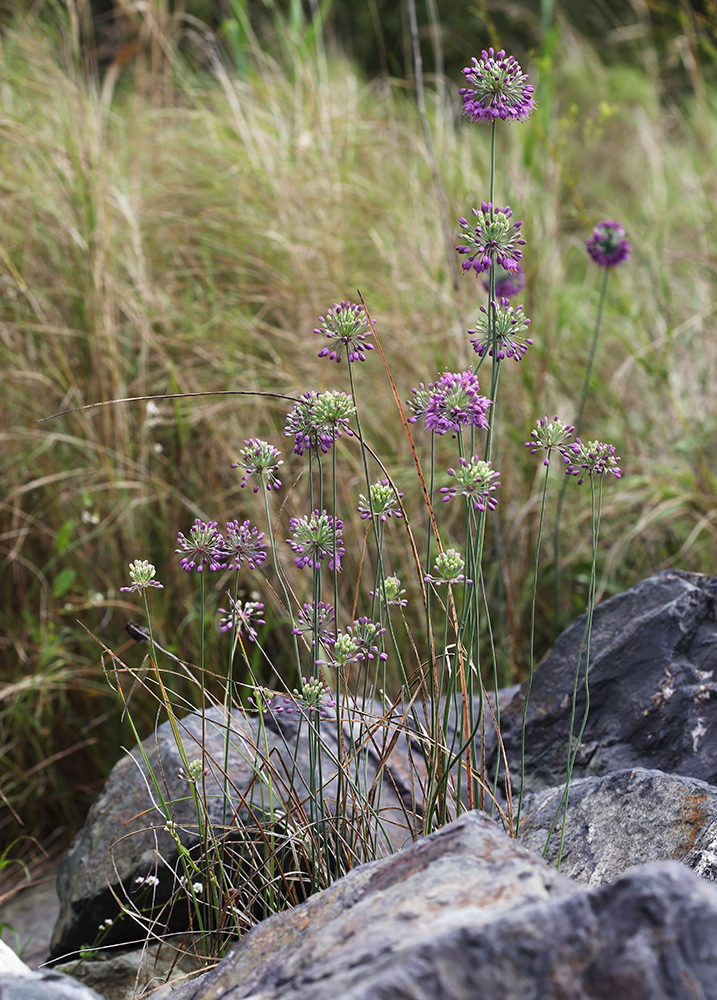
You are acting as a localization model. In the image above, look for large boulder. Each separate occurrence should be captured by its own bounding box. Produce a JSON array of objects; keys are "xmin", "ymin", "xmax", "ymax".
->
[
  {"xmin": 50, "ymin": 697, "xmax": 417, "ymax": 962},
  {"xmin": 517, "ymin": 767, "xmax": 717, "ymax": 885},
  {"xmin": 167, "ymin": 810, "xmax": 717, "ymax": 1000},
  {"xmin": 494, "ymin": 569, "xmax": 717, "ymax": 791}
]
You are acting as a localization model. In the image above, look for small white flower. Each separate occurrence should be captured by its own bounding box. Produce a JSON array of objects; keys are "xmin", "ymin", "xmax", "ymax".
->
[
  {"xmin": 82, "ymin": 510, "xmax": 100, "ymax": 525},
  {"xmin": 192, "ymin": 882, "xmax": 203, "ymax": 895}
]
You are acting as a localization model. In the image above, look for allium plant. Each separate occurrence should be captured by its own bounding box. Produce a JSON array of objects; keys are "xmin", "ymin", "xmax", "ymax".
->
[
  {"xmin": 409, "ymin": 370, "xmax": 491, "ymax": 438},
  {"xmin": 357, "ymin": 480, "xmax": 404, "ymax": 521},
  {"xmin": 460, "ymin": 49, "xmax": 536, "ymax": 124},
  {"xmin": 345, "ymin": 617, "xmax": 388, "ymax": 662},
  {"xmin": 586, "ymin": 220, "xmax": 630, "ymax": 268},
  {"xmin": 175, "ymin": 520, "xmax": 225, "ymax": 573},
  {"xmin": 120, "ymin": 560, "xmax": 163, "ymax": 592},
  {"xmin": 233, "ymin": 439, "xmax": 283, "ymax": 493},
  {"xmin": 285, "ymin": 391, "xmax": 355, "ymax": 456},
  {"xmin": 561, "ymin": 439, "xmax": 622, "ymax": 485},
  {"xmin": 469, "ymin": 297, "xmax": 533, "ymax": 362},
  {"xmin": 287, "ymin": 510, "xmax": 344, "ymax": 571},
  {"xmin": 371, "ymin": 576, "xmax": 408, "ymax": 608},
  {"xmin": 525, "ymin": 416, "xmax": 575, "ymax": 466},
  {"xmin": 457, "ymin": 204, "xmax": 526, "ymax": 276},
  {"xmin": 482, "ymin": 263, "xmax": 526, "ymax": 300},
  {"xmin": 218, "ymin": 596, "xmax": 265, "ymax": 643},
  {"xmin": 315, "ymin": 302, "xmax": 374, "ymax": 363},
  {"xmin": 425, "ymin": 548, "xmax": 471, "ymax": 586},
  {"xmin": 292, "ymin": 601, "xmax": 336, "ymax": 647},
  {"xmin": 440, "ymin": 457, "xmax": 500, "ymax": 511},
  {"xmin": 224, "ymin": 519, "xmax": 267, "ymax": 570}
]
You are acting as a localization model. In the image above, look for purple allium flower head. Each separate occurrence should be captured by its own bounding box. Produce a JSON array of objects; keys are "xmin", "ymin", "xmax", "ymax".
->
[
  {"xmin": 317, "ymin": 632, "xmax": 362, "ymax": 669},
  {"xmin": 291, "ymin": 676, "xmax": 336, "ymax": 716},
  {"xmin": 371, "ymin": 575, "xmax": 408, "ymax": 608},
  {"xmin": 482, "ymin": 262, "xmax": 526, "ymax": 300},
  {"xmin": 120, "ymin": 559, "xmax": 164, "ymax": 592},
  {"xmin": 224, "ymin": 519, "xmax": 267, "ymax": 570},
  {"xmin": 315, "ymin": 301, "xmax": 375, "ymax": 363},
  {"xmin": 287, "ymin": 509, "xmax": 345, "ymax": 571},
  {"xmin": 285, "ymin": 391, "xmax": 355, "ymax": 456},
  {"xmin": 176, "ymin": 519, "xmax": 225, "ymax": 572},
  {"xmin": 232, "ymin": 439, "xmax": 283, "ymax": 493},
  {"xmin": 460, "ymin": 49, "xmax": 536, "ymax": 124},
  {"xmin": 440, "ymin": 457, "xmax": 500, "ymax": 511},
  {"xmin": 586, "ymin": 220, "xmax": 630, "ymax": 268},
  {"xmin": 457, "ymin": 204, "xmax": 526, "ymax": 275},
  {"xmin": 357, "ymin": 479, "xmax": 404, "ymax": 521},
  {"xmin": 218, "ymin": 595, "xmax": 265, "ymax": 642},
  {"xmin": 346, "ymin": 617, "xmax": 388, "ymax": 662},
  {"xmin": 469, "ymin": 297, "xmax": 533, "ymax": 362},
  {"xmin": 525, "ymin": 415, "xmax": 575, "ymax": 466},
  {"xmin": 425, "ymin": 548, "xmax": 472, "ymax": 586},
  {"xmin": 410, "ymin": 370, "xmax": 491, "ymax": 438},
  {"xmin": 292, "ymin": 600, "xmax": 336, "ymax": 647},
  {"xmin": 561, "ymin": 438, "xmax": 622, "ymax": 485}
]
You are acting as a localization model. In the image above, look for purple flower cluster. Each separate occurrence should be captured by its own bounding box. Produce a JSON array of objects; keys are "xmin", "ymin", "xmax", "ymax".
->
[
  {"xmin": 175, "ymin": 518, "xmax": 266, "ymax": 573},
  {"xmin": 287, "ymin": 510, "xmax": 345, "ymax": 571},
  {"xmin": 440, "ymin": 457, "xmax": 500, "ymax": 511},
  {"xmin": 292, "ymin": 600, "xmax": 336, "ymax": 647},
  {"xmin": 218, "ymin": 596, "xmax": 265, "ymax": 643},
  {"xmin": 482, "ymin": 263, "xmax": 526, "ymax": 300},
  {"xmin": 224, "ymin": 519, "xmax": 267, "ymax": 570},
  {"xmin": 233, "ymin": 439, "xmax": 283, "ymax": 493},
  {"xmin": 357, "ymin": 479, "xmax": 404, "ymax": 521},
  {"xmin": 561, "ymin": 438, "xmax": 622, "ymax": 485},
  {"xmin": 586, "ymin": 220, "xmax": 630, "ymax": 268},
  {"xmin": 469, "ymin": 297, "xmax": 533, "ymax": 362},
  {"xmin": 409, "ymin": 370, "xmax": 491, "ymax": 438},
  {"xmin": 315, "ymin": 301, "xmax": 375, "ymax": 363},
  {"xmin": 457, "ymin": 204, "xmax": 526, "ymax": 276},
  {"xmin": 524, "ymin": 415, "xmax": 575, "ymax": 467},
  {"xmin": 285, "ymin": 391, "xmax": 355, "ymax": 456},
  {"xmin": 345, "ymin": 617, "xmax": 388, "ymax": 662},
  {"xmin": 460, "ymin": 49, "xmax": 536, "ymax": 124}
]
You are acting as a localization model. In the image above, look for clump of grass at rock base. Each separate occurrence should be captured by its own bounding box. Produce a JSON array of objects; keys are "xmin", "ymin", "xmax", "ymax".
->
[{"xmin": 2, "ymin": 3, "xmax": 717, "ymax": 872}]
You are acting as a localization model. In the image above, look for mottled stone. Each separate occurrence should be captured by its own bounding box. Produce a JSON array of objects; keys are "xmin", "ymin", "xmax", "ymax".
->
[
  {"xmin": 494, "ymin": 570, "xmax": 717, "ymax": 791},
  {"xmin": 168, "ymin": 811, "xmax": 717, "ymax": 1000},
  {"xmin": 0, "ymin": 969, "xmax": 105, "ymax": 999},
  {"xmin": 517, "ymin": 767, "xmax": 717, "ymax": 885}
]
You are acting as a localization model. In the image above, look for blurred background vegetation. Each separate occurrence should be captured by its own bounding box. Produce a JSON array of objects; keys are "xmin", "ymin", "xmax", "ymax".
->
[{"xmin": 2, "ymin": 0, "xmax": 717, "ymax": 864}]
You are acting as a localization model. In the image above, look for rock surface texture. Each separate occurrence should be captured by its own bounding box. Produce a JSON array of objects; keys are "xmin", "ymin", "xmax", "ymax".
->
[
  {"xmin": 517, "ymin": 767, "xmax": 717, "ymax": 885},
  {"xmin": 169, "ymin": 811, "xmax": 717, "ymax": 1000},
  {"xmin": 494, "ymin": 569, "xmax": 717, "ymax": 790}
]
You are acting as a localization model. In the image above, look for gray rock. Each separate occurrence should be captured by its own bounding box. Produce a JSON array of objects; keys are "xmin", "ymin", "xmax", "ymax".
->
[
  {"xmin": 517, "ymin": 766, "xmax": 717, "ymax": 885},
  {"xmin": 0, "ymin": 969, "xmax": 105, "ymax": 999},
  {"xmin": 50, "ymin": 698, "xmax": 418, "ymax": 962},
  {"xmin": 494, "ymin": 569, "xmax": 717, "ymax": 791},
  {"xmin": 167, "ymin": 810, "xmax": 717, "ymax": 1000}
]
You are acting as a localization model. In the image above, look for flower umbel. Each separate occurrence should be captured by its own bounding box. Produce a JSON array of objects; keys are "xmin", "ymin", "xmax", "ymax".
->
[
  {"xmin": 315, "ymin": 301, "xmax": 375, "ymax": 363},
  {"xmin": 292, "ymin": 676, "xmax": 335, "ymax": 714},
  {"xmin": 371, "ymin": 575, "xmax": 408, "ymax": 608},
  {"xmin": 357, "ymin": 479, "xmax": 404, "ymax": 521},
  {"xmin": 218, "ymin": 596, "xmax": 266, "ymax": 642},
  {"xmin": 285, "ymin": 391, "xmax": 355, "ymax": 456},
  {"xmin": 287, "ymin": 510, "xmax": 345, "ymax": 571},
  {"xmin": 318, "ymin": 632, "xmax": 361, "ymax": 669},
  {"xmin": 460, "ymin": 48, "xmax": 536, "ymax": 124},
  {"xmin": 425, "ymin": 548, "xmax": 472, "ymax": 586},
  {"xmin": 224, "ymin": 519, "xmax": 267, "ymax": 570},
  {"xmin": 176, "ymin": 520, "xmax": 225, "ymax": 573},
  {"xmin": 482, "ymin": 263, "xmax": 526, "ymax": 300},
  {"xmin": 346, "ymin": 617, "xmax": 388, "ymax": 662},
  {"xmin": 525, "ymin": 415, "xmax": 575, "ymax": 466},
  {"xmin": 120, "ymin": 559, "xmax": 163, "ymax": 592},
  {"xmin": 233, "ymin": 439, "xmax": 283, "ymax": 493},
  {"xmin": 178, "ymin": 759, "xmax": 209, "ymax": 783},
  {"xmin": 457, "ymin": 203, "xmax": 526, "ymax": 275},
  {"xmin": 586, "ymin": 220, "xmax": 630, "ymax": 268},
  {"xmin": 561, "ymin": 438, "xmax": 622, "ymax": 485},
  {"xmin": 441, "ymin": 457, "xmax": 500, "ymax": 511},
  {"xmin": 410, "ymin": 370, "xmax": 491, "ymax": 438},
  {"xmin": 469, "ymin": 297, "xmax": 533, "ymax": 362},
  {"xmin": 292, "ymin": 601, "xmax": 336, "ymax": 647}
]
